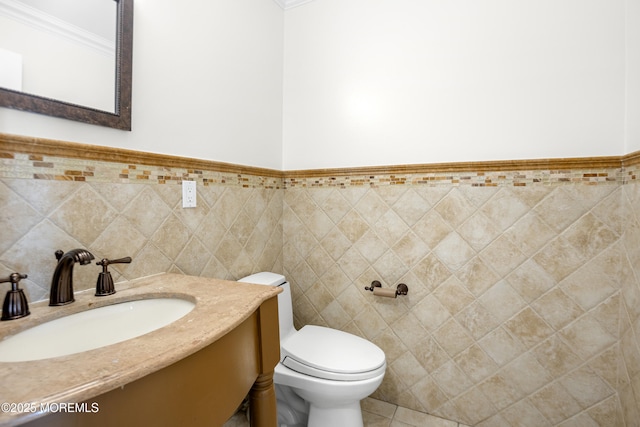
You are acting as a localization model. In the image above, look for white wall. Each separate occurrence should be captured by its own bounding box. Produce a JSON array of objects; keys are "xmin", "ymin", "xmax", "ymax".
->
[
  {"xmin": 1, "ymin": 0, "xmax": 635, "ymax": 171},
  {"xmin": 283, "ymin": 0, "xmax": 627, "ymax": 169},
  {"xmin": 626, "ymin": 0, "xmax": 640, "ymax": 153},
  {"xmin": 0, "ymin": 0, "xmax": 285, "ymax": 170}
]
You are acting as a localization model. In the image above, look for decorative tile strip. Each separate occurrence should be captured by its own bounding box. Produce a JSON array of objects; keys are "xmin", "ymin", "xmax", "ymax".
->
[
  {"xmin": 284, "ymin": 168, "xmax": 625, "ymax": 188},
  {"xmin": 1, "ymin": 132, "xmax": 638, "ymax": 189},
  {"xmin": 0, "ymin": 133, "xmax": 284, "ymax": 189},
  {"xmin": 0, "ymin": 151, "xmax": 282, "ymax": 189},
  {"xmin": 0, "ymin": 149, "xmax": 626, "ymax": 189}
]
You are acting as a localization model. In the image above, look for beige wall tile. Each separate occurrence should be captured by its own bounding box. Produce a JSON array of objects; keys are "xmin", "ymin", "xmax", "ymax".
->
[
  {"xmin": 3, "ymin": 154, "xmax": 639, "ymax": 426},
  {"xmin": 533, "ymin": 187, "xmax": 589, "ymax": 233},
  {"xmin": 561, "ymin": 313, "xmax": 618, "ymax": 360},
  {"xmin": 529, "ymin": 382, "xmax": 582, "ymax": 424},
  {"xmin": 451, "ymin": 386, "xmax": 497, "ymax": 425},
  {"xmin": 431, "ymin": 360, "xmax": 473, "ymax": 399},
  {"xmin": 477, "ymin": 373, "xmax": 524, "ymax": 411},
  {"xmin": 455, "ymin": 301, "xmax": 499, "ymax": 340},
  {"xmin": 49, "ymin": 185, "xmax": 118, "ymax": 247},
  {"xmin": 455, "ymin": 256, "xmax": 500, "ymax": 297},
  {"xmin": 479, "ymin": 187, "xmax": 531, "ymax": 232},
  {"xmin": 479, "ymin": 235, "xmax": 527, "ymax": 278},
  {"xmin": 560, "ymin": 243, "xmax": 621, "ymax": 310},
  {"xmin": 393, "ymin": 405, "xmax": 457, "ymax": 427},
  {"xmin": 390, "ymin": 351, "xmax": 428, "ymax": 389},
  {"xmin": 564, "ymin": 213, "xmax": 619, "ymax": 259},
  {"xmin": 503, "ymin": 212, "xmax": 556, "ymax": 257},
  {"xmin": 478, "ymin": 280, "xmax": 526, "ymax": 323},
  {"xmin": 556, "ymin": 413, "xmax": 600, "ymax": 427},
  {"xmin": 410, "ymin": 375, "xmax": 449, "ymax": 413},
  {"xmin": 500, "ymin": 398, "xmax": 551, "ymax": 427},
  {"xmin": 532, "ymin": 334, "xmax": 582, "ymax": 378},
  {"xmin": 534, "ymin": 236, "xmax": 586, "ymax": 282},
  {"xmin": 434, "ymin": 190, "xmax": 476, "ymax": 228},
  {"xmin": 478, "ymin": 327, "xmax": 525, "ymax": 367},
  {"xmin": 453, "ymin": 344, "xmax": 498, "ymax": 383},
  {"xmin": 501, "ymin": 353, "xmax": 552, "ymax": 395},
  {"xmin": 586, "ymin": 394, "xmax": 622, "ymax": 427},
  {"xmin": 433, "ymin": 276, "xmax": 475, "ymax": 316},
  {"xmin": 432, "ymin": 318, "xmax": 474, "ymax": 357},
  {"xmin": 560, "ymin": 365, "xmax": 615, "ymax": 409},
  {"xmin": 432, "ymin": 232, "xmax": 475, "ymax": 271},
  {"xmin": 530, "ymin": 288, "xmax": 585, "ymax": 331},
  {"xmin": 506, "ymin": 259, "xmax": 556, "ymax": 303},
  {"xmin": 457, "ymin": 211, "xmax": 501, "ymax": 251}
]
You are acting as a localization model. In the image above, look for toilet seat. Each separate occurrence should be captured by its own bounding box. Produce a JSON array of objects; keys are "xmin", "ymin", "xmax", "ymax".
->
[{"xmin": 281, "ymin": 325, "xmax": 386, "ymax": 381}]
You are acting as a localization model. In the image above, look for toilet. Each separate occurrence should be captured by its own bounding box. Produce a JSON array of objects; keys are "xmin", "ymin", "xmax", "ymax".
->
[{"xmin": 239, "ymin": 272, "xmax": 386, "ymax": 427}]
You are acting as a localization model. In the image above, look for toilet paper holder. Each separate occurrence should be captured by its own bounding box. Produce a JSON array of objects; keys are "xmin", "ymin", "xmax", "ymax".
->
[{"xmin": 365, "ymin": 280, "xmax": 409, "ymax": 297}]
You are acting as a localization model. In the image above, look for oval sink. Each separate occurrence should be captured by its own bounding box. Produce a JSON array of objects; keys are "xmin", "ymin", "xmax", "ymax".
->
[{"xmin": 0, "ymin": 298, "xmax": 195, "ymax": 362}]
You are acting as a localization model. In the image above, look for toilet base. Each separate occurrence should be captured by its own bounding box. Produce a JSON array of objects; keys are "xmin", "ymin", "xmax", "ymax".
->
[
  {"xmin": 275, "ymin": 384, "xmax": 308, "ymax": 427},
  {"xmin": 273, "ymin": 362, "xmax": 385, "ymax": 427},
  {"xmin": 307, "ymin": 402, "xmax": 363, "ymax": 427},
  {"xmin": 274, "ymin": 383, "xmax": 366, "ymax": 427}
]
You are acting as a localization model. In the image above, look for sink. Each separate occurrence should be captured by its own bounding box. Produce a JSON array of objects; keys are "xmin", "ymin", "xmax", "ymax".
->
[{"xmin": 0, "ymin": 298, "xmax": 195, "ymax": 362}]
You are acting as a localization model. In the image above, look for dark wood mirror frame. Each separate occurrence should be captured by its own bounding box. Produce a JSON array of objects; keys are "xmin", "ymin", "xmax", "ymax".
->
[{"xmin": 0, "ymin": 0, "xmax": 134, "ymax": 131}]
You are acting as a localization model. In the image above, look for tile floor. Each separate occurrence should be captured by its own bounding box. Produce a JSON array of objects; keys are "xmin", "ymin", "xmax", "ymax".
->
[{"xmin": 223, "ymin": 397, "xmax": 470, "ymax": 427}]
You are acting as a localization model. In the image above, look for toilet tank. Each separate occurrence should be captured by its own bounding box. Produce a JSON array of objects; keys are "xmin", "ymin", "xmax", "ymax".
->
[{"xmin": 238, "ymin": 272, "xmax": 296, "ymax": 342}]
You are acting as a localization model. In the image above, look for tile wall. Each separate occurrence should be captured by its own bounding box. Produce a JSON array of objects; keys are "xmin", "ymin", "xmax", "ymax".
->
[
  {"xmin": 620, "ymin": 183, "xmax": 640, "ymax": 426},
  {"xmin": 0, "ymin": 152, "xmax": 283, "ymax": 301},
  {"xmin": 282, "ymin": 171, "xmax": 630, "ymax": 426},
  {"xmin": 1, "ymin": 135, "xmax": 639, "ymax": 426}
]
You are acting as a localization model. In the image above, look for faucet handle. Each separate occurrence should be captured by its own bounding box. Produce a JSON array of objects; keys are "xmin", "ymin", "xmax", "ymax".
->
[
  {"xmin": 0, "ymin": 273, "xmax": 27, "ymax": 285},
  {"xmin": 1, "ymin": 273, "xmax": 30, "ymax": 321},
  {"xmin": 97, "ymin": 257, "xmax": 132, "ymax": 268},
  {"xmin": 95, "ymin": 257, "xmax": 132, "ymax": 297}
]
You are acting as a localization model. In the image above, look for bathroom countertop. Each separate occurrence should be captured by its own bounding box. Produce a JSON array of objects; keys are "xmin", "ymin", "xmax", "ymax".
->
[{"xmin": 0, "ymin": 273, "xmax": 281, "ymax": 426}]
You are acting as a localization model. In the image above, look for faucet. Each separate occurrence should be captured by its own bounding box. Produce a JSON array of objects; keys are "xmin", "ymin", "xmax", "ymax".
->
[
  {"xmin": 49, "ymin": 249, "xmax": 95, "ymax": 306},
  {"xmin": 1, "ymin": 273, "xmax": 30, "ymax": 320}
]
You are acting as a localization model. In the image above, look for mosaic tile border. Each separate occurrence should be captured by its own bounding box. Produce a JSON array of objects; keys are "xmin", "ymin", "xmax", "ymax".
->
[
  {"xmin": 0, "ymin": 152, "xmax": 283, "ymax": 189},
  {"xmin": 1, "ymin": 133, "xmax": 640, "ymax": 189},
  {"xmin": 284, "ymin": 168, "xmax": 625, "ymax": 188},
  {"xmin": 0, "ymin": 133, "xmax": 284, "ymax": 189}
]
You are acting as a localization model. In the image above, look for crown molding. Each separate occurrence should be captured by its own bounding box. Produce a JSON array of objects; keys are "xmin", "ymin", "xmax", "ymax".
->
[
  {"xmin": 0, "ymin": 0, "xmax": 114, "ymax": 57},
  {"xmin": 272, "ymin": 0, "xmax": 315, "ymax": 10}
]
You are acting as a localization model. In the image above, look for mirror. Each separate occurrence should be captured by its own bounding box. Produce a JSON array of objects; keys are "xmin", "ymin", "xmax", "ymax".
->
[{"xmin": 0, "ymin": 0, "xmax": 133, "ymax": 130}]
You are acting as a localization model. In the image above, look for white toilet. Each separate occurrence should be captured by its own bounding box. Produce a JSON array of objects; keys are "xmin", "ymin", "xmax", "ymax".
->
[{"xmin": 239, "ymin": 272, "xmax": 386, "ymax": 427}]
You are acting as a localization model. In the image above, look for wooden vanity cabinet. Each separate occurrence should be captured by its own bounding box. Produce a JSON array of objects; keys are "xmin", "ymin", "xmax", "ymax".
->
[{"xmin": 22, "ymin": 296, "xmax": 280, "ymax": 427}]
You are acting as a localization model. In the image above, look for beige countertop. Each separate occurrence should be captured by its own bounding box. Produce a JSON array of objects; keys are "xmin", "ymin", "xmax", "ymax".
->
[{"xmin": 0, "ymin": 273, "xmax": 281, "ymax": 426}]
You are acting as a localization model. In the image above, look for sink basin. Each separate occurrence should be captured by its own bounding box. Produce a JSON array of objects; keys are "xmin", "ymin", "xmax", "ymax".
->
[{"xmin": 0, "ymin": 298, "xmax": 195, "ymax": 362}]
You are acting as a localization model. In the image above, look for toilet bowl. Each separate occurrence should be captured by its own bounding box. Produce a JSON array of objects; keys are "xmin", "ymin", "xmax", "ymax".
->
[{"xmin": 239, "ymin": 272, "xmax": 386, "ymax": 427}]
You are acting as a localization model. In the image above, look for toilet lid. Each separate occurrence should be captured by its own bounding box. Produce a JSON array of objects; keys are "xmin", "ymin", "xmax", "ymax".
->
[{"xmin": 281, "ymin": 325, "xmax": 386, "ymax": 381}]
